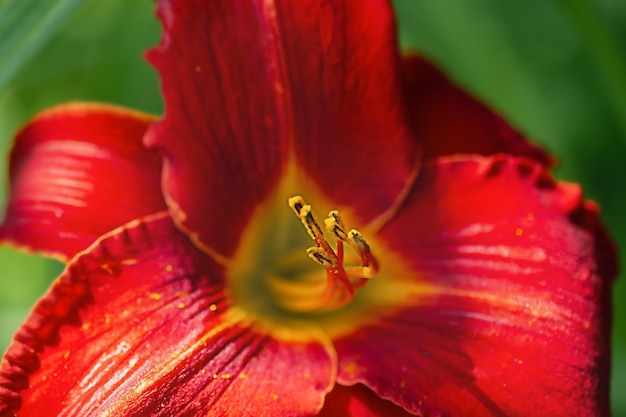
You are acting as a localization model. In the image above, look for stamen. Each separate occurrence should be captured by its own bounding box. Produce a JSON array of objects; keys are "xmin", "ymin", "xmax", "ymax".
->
[
  {"xmin": 288, "ymin": 196, "xmax": 325, "ymax": 243},
  {"xmin": 324, "ymin": 210, "xmax": 348, "ymax": 241},
  {"xmin": 346, "ymin": 229, "xmax": 378, "ymax": 270},
  {"xmin": 306, "ymin": 247, "xmax": 334, "ymax": 267},
  {"xmin": 287, "ymin": 195, "xmax": 379, "ymax": 312},
  {"xmin": 289, "ymin": 196, "xmax": 338, "ymax": 266}
]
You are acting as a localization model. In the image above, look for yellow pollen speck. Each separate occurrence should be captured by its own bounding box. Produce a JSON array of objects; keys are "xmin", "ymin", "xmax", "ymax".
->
[
  {"xmin": 209, "ymin": 304, "xmax": 217, "ymax": 312},
  {"xmin": 149, "ymin": 293, "xmax": 162, "ymax": 301},
  {"xmin": 99, "ymin": 263, "xmax": 115, "ymax": 275},
  {"xmin": 342, "ymin": 361, "xmax": 361, "ymax": 378},
  {"xmin": 515, "ymin": 228, "xmax": 523, "ymax": 236},
  {"xmin": 221, "ymin": 374, "xmax": 231, "ymax": 379},
  {"xmin": 121, "ymin": 259, "xmax": 138, "ymax": 265},
  {"xmin": 178, "ymin": 303, "xmax": 186, "ymax": 309},
  {"xmin": 213, "ymin": 374, "xmax": 219, "ymax": 379},
  {"xmin": 271, "ymin": 394, "xmax": 278, "ymax": 400},
  {"xmin": 166, "ymin": 264, "xmax": 174, "ymax": 272},
  {"xmin": 239, "ymin": 373, "xmax": 247, "ymax": 379},
  {"xmin": 63, "ymin": 350, "xmax": 71, "ymax": 360},
  {"xmin": 201, "ymin": 369, "xmax": 206, "ymax": 374}
]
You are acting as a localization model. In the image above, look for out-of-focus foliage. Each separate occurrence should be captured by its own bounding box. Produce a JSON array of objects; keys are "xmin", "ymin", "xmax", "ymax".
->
[
  {"xmin": 0, "ymin": 0, "xmax": 624, "ymax": 414},
  {"xmin": 0, "ymin": 0, "xmax": 90, "ymax": 90}
]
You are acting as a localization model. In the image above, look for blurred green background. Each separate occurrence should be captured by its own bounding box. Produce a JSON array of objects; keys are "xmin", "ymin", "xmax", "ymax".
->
[{"xmin": 0, "ymin": 0, "xmax": 624, "ymax": 414}]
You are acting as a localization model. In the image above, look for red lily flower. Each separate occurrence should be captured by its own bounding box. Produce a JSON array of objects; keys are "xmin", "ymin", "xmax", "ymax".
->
[{"xmin": 0, "ymin": 1, "xmax": 615, "ymax": 416}]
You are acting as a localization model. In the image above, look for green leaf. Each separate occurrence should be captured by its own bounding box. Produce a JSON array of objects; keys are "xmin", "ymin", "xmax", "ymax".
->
[
  {"xmin": 0, "ymin": 0, "xmax": 88, "ymax": 90},
  {"xmin": 556, "ymin": 0, "xmax": 626, "ymax": 138}
]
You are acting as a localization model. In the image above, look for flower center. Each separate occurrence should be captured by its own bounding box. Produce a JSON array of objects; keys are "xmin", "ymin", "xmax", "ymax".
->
[
  {"xmin": 283, "ymin": 195, "xmax": 378, "ymax": 313},
  {"xmin": 226, "ymin": 182, "xmax": 419, "ymax": 341}
]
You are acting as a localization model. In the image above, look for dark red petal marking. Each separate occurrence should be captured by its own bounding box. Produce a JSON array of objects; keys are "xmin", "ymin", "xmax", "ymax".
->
[
  {"xmin": 319, "ymin": 384, "xmax": 416, "ymax": 417},
  {"xmin": 402, "ymin": 54, "xmax": 553, "ymax": 165},
  {"xmin": 0, "ymin": 103, "xmax": 166, "ymax": 260},
  {"xmin": 0, "ymin": 214, "xmax": 334, "ymax": 416},
  {"xmin": 335, "ymin": 156, "xmax": 614, "ymax": 416},
  {"xmin": 145, "ymin": 0, "xmax": 419, "ymax": 257}
]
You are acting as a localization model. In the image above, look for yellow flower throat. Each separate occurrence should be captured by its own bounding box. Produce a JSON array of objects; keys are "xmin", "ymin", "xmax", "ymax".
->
[{"xmin": 225, "ymin": 168, "xmax": 421, "ymax": 342}]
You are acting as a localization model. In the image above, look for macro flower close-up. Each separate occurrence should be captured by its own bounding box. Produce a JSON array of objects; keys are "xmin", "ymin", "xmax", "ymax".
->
[{"xmin": 0, "ymin": 0, "xmax": 621, "ymax": 416}]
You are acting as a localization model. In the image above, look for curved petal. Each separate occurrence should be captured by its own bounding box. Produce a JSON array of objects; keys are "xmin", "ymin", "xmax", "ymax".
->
[
  {"xmin": 145, "ymin": 0, "xmax": 420, "ymax": 257},
  {"xmin": 335, "ymin": 156, "xmax": 614, "ymax": 416},
  {"xmin": 0, "ymin": 214, "xmax": 335, "ymax": 416},
  {"xmin": 0, "ymin": 103, "xmax": 166, "ymax": 261},
  {"xmin": 402, "ymin": 54, "xmax": 553, "ymax": 165},
  {"xmin": 319, "ymin": 384, "xmax": 415, "ymax": 417}
]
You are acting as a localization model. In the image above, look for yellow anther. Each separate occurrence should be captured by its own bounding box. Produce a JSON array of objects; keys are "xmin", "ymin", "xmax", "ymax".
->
[
  {"xmin": 289, "ymin": 196, "xmax": 325, "ymax": 242},
  {"xmin": 288, "ymin": 196, "xmax": 304, "ymax": 211},
  {"xmin": 346, "ymin": 229, "xmax": 377, "ymax": 271},
  {"xmin": 328, "ymin": 210, "xmax": 344, "ymax": 228},
  {"xmin": 324, "ymin": 211, "xmax": 348, "ymax": 241},
  {"xmin": 306, "ymin": 247, "xmax": 334, "ymax": 266},
  {"xmin": 347, "ymin": 229, "xmax": 370, "ymax": 254}
]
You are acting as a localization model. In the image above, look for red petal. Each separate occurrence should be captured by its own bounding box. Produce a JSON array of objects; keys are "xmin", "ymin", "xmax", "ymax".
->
[
  {"xmin": 145, "ymin": 0, "xmax": 419, "ymax": 257},
  {"xmin": 319, "ymin": 384, "xmax": 415, "ymax": 417},
  {"xmin": 335, "ymin": 156, "xmax": 614, "ymax": 416},
  {"xmin": 0, "ymin": 103, "xmax": 166, "ymax": 260},
  {"xmin": 0, "ymin": 214, "xmax": 334, "ymax": 416},
  {"xmin": 402, "ymin": 54, "xmax": 553, "ymax": 165}
]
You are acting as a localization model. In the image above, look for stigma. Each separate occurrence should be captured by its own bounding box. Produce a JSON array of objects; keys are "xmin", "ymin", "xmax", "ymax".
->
[{"xmin": 287, "ymin": 196, "xmax": 379, "ymax": 312}]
